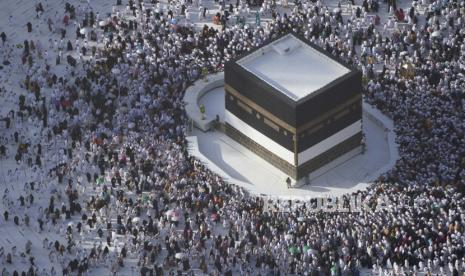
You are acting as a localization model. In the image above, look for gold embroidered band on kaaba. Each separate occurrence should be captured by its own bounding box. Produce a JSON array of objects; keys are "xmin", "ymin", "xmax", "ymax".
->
[{"xmin": 225, "ymin": 84, "xmax": 361, "ymax": 135}]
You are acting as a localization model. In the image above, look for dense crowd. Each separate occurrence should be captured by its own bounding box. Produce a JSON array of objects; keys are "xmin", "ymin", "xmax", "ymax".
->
[{"xmin": 1, "ymin": 0, "xmax": 465, "ymax": 275}]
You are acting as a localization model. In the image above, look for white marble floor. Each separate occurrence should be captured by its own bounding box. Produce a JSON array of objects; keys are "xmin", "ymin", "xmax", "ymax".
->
[{"xmin": 190, "ymin": 86, "xmax": 398, "ymax": 199}]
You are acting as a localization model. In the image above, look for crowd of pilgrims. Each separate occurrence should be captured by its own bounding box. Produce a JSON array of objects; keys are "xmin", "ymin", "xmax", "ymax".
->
[{"xmin": 1, "ymin": 0, "xmax": 465, "ymax": 274}]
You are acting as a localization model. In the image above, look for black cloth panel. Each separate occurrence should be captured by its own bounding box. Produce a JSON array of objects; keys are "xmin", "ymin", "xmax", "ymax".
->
[
  {"xmin": 297, "ymin": 103, "xmax": 362, "ymax": 152},
  {"xmin": 225, "ymin": 62, "xmax": 297, "ymax": 126},
  {"xmin": 225, "ymin": 94, "xmax": 295, "ymax": 151},
  {"xmin": 295, "ymin": 70, "xmax": 362, "ymax": 126}
]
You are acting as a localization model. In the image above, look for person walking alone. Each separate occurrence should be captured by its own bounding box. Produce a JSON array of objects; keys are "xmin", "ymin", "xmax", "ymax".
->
[{"xmin": 0, "ymin": 32, "xmax": 6, "ymax": 45}]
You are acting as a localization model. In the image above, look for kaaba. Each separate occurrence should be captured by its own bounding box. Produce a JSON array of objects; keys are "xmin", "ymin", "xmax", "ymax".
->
[{"xmin": 224, "ymin": 33, "xmax": 363, "ymax": 180}]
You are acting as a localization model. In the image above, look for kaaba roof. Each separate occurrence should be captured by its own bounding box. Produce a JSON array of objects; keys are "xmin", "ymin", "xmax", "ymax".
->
[{"xmin": 237, "ymin": 33, "xmax": 351, "ymax": 101}]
